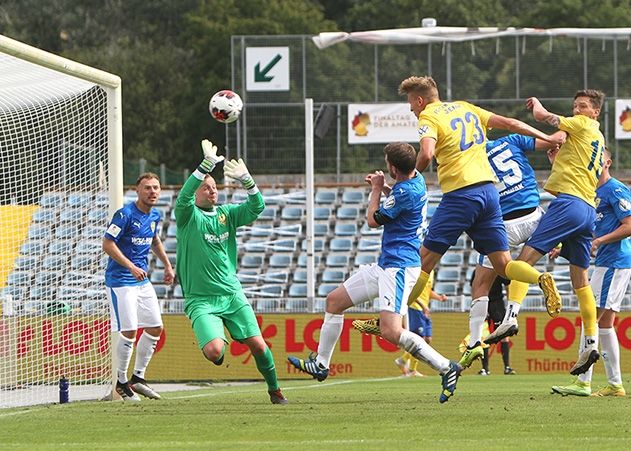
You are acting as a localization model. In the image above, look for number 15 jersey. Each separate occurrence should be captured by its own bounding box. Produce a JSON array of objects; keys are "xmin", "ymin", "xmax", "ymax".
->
[{"xmin": 418, "ymin": 101, "xmax": 496, "ymax": 193}]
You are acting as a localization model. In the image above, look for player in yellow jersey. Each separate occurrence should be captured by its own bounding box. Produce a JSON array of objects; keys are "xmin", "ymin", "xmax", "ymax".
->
[
  {"xmin": 486, "ymin": 91, "xmax": 606, "ymax": 376},
  {"xmin": 399, "ymin": 76, "xmax": 565, "ymax": 368}
]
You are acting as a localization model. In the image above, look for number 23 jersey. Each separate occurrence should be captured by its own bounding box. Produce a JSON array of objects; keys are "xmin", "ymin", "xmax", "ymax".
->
[{"xmin": 418, "ymin": 100, "xmax": 495, "ymax": 193}]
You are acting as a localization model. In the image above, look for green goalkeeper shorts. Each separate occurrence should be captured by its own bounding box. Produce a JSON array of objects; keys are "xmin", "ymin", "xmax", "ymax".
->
[{"xmin": 184, "ymin": 291, "xmax": 261, "ymax": 349}]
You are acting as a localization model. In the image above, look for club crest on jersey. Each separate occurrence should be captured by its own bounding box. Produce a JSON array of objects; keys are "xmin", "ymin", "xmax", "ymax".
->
[
  {"xmin": 384, "ymin": 195, "xmax": 396, "ymax": 209},
  {"xmin": 595, "ymin": 197, "xmax": 601, "ymax": 208},
  {"xmin": 619, "ymin": 198, "xmax": 631, "ymax": 212},
  {"xmin": 150, "ymin": 221, "xmax": 156, "ymax": 233},
  {"xmin": 219, "ymin": 213, "xmax": 227, "ymax": 225}
]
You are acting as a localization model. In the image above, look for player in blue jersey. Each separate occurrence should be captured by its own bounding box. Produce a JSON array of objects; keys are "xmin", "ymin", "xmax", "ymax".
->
[
  {"xmin": 288, "ymin": 142, "xmax": 462, "ymax": 403},
  {"xmin": 103, "ymin": 172, "xmax": 175, "ymax": 401},
  {"xmin": 552, "ymin": 149, "xmax": 630, "ymax": 397}
]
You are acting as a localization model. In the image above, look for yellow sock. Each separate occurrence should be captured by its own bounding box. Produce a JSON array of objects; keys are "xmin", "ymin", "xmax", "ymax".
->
[
  {"xmin": 411, "ymin": 358, "xmax": 419, "ymax": 372},
  {"xmin": 505, "ymin": 260, "xmax": 541, "ymax": 285},
  {"xmin": 508, "ymin": 280, "xmax": 529, "ymax": 304},
  {"xmin": 575, "ymin": 285, "xmax": 597, "ymax": 336},
  {"xmin": 401, "ymin": 351, "xmax": 412, "ymax": 363},
  {"xmin": 407, "ymin": 270, "xmax": 429, "ymax": 305}
]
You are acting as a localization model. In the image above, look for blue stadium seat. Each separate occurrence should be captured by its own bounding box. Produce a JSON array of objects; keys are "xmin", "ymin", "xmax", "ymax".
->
[
  {"xmin": 269, "ymin": 254, "xmax": 292, "ymax": 268},
  {"xmin": 29, "ymin": 286, "xmax": 55, "ymax": 300},
  {"xmin": 35, "ymin": 271, "xmax": 62, "ymax": 286},
  {"xmin": 250, "ymin": 224, "xmax": 274, "ymax": 238},
  {"xmin": 336, "ymin": 206, "xmax": 359, "ymax": 220},
  {"xmin": 67, "ymin": 192, "xmax": 93, "ymax": 208},
  {"xmin": 433, "ymin": 282, "xmax": 457, "ymax": 296},
  {"xmin": 263, "ymin": 272, "xmax": 289, "ymax": 284},
  {"xmin": 262, "ymin": 188, "xmax": 284, "ymax": 205},
  {"xmin": 298, "ymin": 254, "xmax": 321, "ymax": 267},
  {"xmin": 468, "ymin": 252, "xmax": 481, "ymax": 266},
  {"xmin": 42, "ymin": 255, "xmax": 69, "ymax": 271},
  {"xmin": 315, "ymin": 190, "xmax": 337, "ymax": 205},
  {"xmin": 241, "ymin": 254, "xmax": 264, "ymax": 268},
  {"xmin": 7, "ymin": 270, "xmax": 32, "ymax": 287},
  {"xmin": 59, "ymin": 209, "xmax": 84, "ymax": 222},
  {"xmin": 32, "ymin": 208, "xmax": 57, "ymax": 223},
  {"xmin": 166, "ymin": 223, "xmax": 177, "ymax": 238},
  {"xmin": 40, "ymin": 192, "xmax": 64, "ymax": 208},
  {"xmin": 322, "ymin": 270, "xmax": 345, "ymax": 283},
  {"xmin": 281, "ymin": 206, "xmax": 303, "ymax": 221},
  {"xmin": 1, "ymin": 286, "xmax": 26, "ymax": 302},
  {"xmin": 173, "ymin": 285, "xmax": 184, "ymax": 298},
  {"xmin": 357, "ymin": 238, "xmax": 380, "ymax": 252},
  {"xmin": 48, "ymin": 240, "xmax": 74, "ymax": 255},
  {"xmin": 28, "ymin": 224, "xmax": 51, "ymax": 240},
  {"xmin": 441, "ymin": 252, "xmax": 464, "ymax": 266},
  {"xmin": 301, "ymin": 239, "xmax": 324, "ymax": 253},
  {"xmin": 354, "ymin": 253, "xmax": 378, "ymax": 266},
  {"xmin": 154, "ymin": 254, "xmax": 176, "ymax": 269},
  {"xmin": 314, "ymin": 207, "xmax": 332, "ymax": 221},
  {"xmin": 55, "ymin": 224, "xmax": 80, "ymax": 239},
  {"xmin": 95, "ymin": 192, "xmax": 109, "ymax": 208},
  {"xmin": 244, "ymin": 240, "xmax": 267, "ymax": 253},
  {"xmin": 87, "ymin": 209, "xmax": 108, "ymax": 223},
  {"xmin": 150, "ymin": 270, "xmax": 165, "ymax": 283},
  {"xmin": 436, "ymin": 268, "xmax": 460, "ymax": 282},
  {"xmin": 257, "ymin": 285, "xmax": 284, "ymax": 297},
  {"xmin": 63, "ymin": 271, "xmax": 93, "ymax": 286},
  {"xmin": 82, "ymin": 225, "xmax": 104, "ymax": 239},
  {"xmin": 76, "ymin": 239, "xmax": 101, "ymax": 255},
  {"xmin": 329, "ymin": 238, "xmax": 353, "ymax": 252},
  {"xmin": 326, "ymin": 254, "xmax": 349, "ymax": 267},
  {"xmin": 259, "ymin": 207, "xmax": 278, "ymax": 221},
  {"xmin": 237, "ymin": 270, "xmax": 260, "ymax": 284},
  {"xmin": 70, "ymin": 255, "xmax": 96, "ymax": 270},
  {"xmin": 20, "ymin": 240, "xmax": 46, "ymax": 256},
  {"xmin": 452, "ymin": 235, "xmax": 467, "ymax": 250},
  {"xmin": 334, "ymin": 223, "xmax": 357, "ymax": 236},
  {"xmin": 293, "ymin": 270, "xmax": 307, "ymax": 283},
  {"xmin": 360, "ymin": 222, "xmax": 382, "ymax": 236},
  {"xmin": 15, "ymin": 255, "xmax": 39, "ymax": 271},
  {"xmin": 314, "ymin": 223, "xmax": 330, "ymax": 236},
  {"xmin": 271, "ymin": 238, "xmax": 298, "ymax": 252},
  {"xmin": 153, "ymin": 285, "xmax": 170, "ymax": 298},
  {"xmin": 342, "ymin": 189, "xmax": 365, "ymax": 204},
  {"xmin": 163, "ymin": 238, "xmax": 178, "ymax": 253},
  {"xmin": 156, "ymin": 193, "xmax": 173, "ymax": 207},
  {"xmin": 231, "ymin": 192, "xmax": 248, "ymax": 204},
  {"xmin": 317, "ymin": 284, "xmax": 337, "ymax": 297}
]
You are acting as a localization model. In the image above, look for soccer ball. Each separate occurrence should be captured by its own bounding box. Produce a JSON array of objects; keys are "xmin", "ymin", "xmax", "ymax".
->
[{"xmin": 209, "ymin": 90, "xmax": 243, "ymax": 124}]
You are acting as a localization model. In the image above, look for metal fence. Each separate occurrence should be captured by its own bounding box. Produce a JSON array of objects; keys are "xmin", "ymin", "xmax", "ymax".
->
[{"xmin": 228, "ymin": 34, "xmax": 631, "ymax": 176}]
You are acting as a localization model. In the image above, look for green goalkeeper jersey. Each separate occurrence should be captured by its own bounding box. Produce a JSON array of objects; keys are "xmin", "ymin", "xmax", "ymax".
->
[{"xmin": 174, "ymin": 171, "xmax": 264, "ymax": 301}]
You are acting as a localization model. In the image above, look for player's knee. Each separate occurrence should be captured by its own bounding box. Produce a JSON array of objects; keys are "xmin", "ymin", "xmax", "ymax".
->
[
  {"xmin": 325, "ymin": 295, "xmax": 345, "ymax": 314},
  {"xmin": 246, "ymin": 338, "xmax": 268, "ymax": 356},
  {"xmin": 202, "ymin": 341, "xmax": 224, "ymax": 362},
  {"xmin": 379, "ymin": 323, "xmax": 401, "ymax": 345}
]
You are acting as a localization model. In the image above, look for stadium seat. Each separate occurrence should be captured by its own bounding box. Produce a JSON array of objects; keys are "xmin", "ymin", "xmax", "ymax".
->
[
  {"xmin": 452, "ymin": 236, "xmax": 467, "ymax": 250},
  {"xmin": 42, "ymin": 255, "xmax": 69, "ymax": 270},
  {"xmin": 341, "ymin": 189, "xmax": 365, "ymax": 204},
  {"xmin": 166, "ymin": 223, "xmax": 177, "ymax": 237},
  {"xmin": 59, "ymin": 209, "xmax": 84, "ymax": 222},
  {"xmin": 322, "ymin": 269, "xmax": 346, "ymax": 283},
  {"xmin": 317, "ymin": 284, "xmax": 337, "ymax": 297},
  {"xmin": 173, "ymin": 285, "xmax": 184, "ymax": 298},
  {"xmin": 28, "ymin": 224, "xmax": 51, "ymax": 240},
  {"xmin": 263, "ymin": 272, "xmax": 289, "ymax": 284},
  {"xmin": 34, "ymin": 271, "xmax": 61, "ymax": 286},
  {"xmin": 281, "ymin": 206, "xmax": 304, "ymax": 221},
  {"xmin": 249, "ymin": 224, "xmax": 274, "ymax": 238},
  {"xmin": 150, "ymin": 270, "xmax": 165, "ymax": 283},
  {"xmin": 76, "ymin": 239, "xmax": 101, "ymax": 255},
  {"xmin": 283, "ymin": 191, "xmax": 306, "ymax": 204},
  {"xmin": 433, "ymin": 282, "xmax": 458, "ymax": 296},
  {"xmin": 462, "ymin": 283, "xmax": 472, "ymax": 296},
  {"xmin": 289, "ymin": 283, "xmax": 307, "ymax": 298},
  {"xmin": 329, "ymin": 238, "xmax": 353, "ymax": 252},
  {"xmin": 354, "ymin": 253, "xmax": 378, "ymax": 266},
  {"xmin": 427, "ymin": 204, "xmax": 438, "ymax": 219},
  {"xmin": 20, "ymin": 240, "xmax": 46, "ymax": 256},
  {"xmin": 154, "ymin": 254, "xmax": 176, "ymax": 269},
  {"xmin": 293, "ymin": 270, "xmax": 307, "ymax": 283},
  {"xmin": 40, "ymin": 192, "xmax": 64, "ymax": 208},
  {"xmin": 441, "ymin": 252, "xmax": 464, "ymax": 266},
  {"xmin": 14, "ymin": 255, "xmax": 39, "ymax": 271},
  {"xmin": 297, "ymin": 254, "xmax": 321, "ymax": 267},
  {"xmin": 436, "ymin": 268, "xmax": 460, "ymax": 282},
  {"xmin": 237, "ymin": 270, "xmax": 260, "ymax": 284},
  {"xmin": 70, "ymin": 255, "xmax": 96, "ymax": 270},
  {"xmin": 95, "ymin": 192, "xmax": 109, "ymax": 208},
  {"xmin": 216, "ymin": 192, "xmax": 228, "ymax": 204},
  {"xmin": 314, "ymin": 223, "xmax": 330, "ymax": 236},
  {"xmin": 262, "ymin": 188, "xmax": 284, "ymax": 205},
  {"xmin": 357, "ymin": 238, "xmax": 380, "ymax": 252},
  {"xmin": 271, "ymin": 238, "xmax": 298, "ymax": 252},
  {"xmin": 244, "ymin": 240, "xmax": 267, "ymax": 253},
  {"xmin": 359, "ymin": 222, "xmax": 382, "ymax": 236},
  {"xmin": 29, "ymin": 286, "xmax": 55, "ymax": 300},
  {"xmin": 1, "ymin": 286, "xmax": 26, "ymax": 303},
  {"xmin": 67, "ymin": 192, "xmax": 93, "ymax": 207},
  {"xmin": 55, "ymin": 224, "xmax": 80, "ymax": 239},
  {"xmin": 87, "ymin": 209, "xmax": 108, "ymax": 223},
  {"xmin": 556, "ymin": 281, "xmax": 573, "ymax": 294},
  {"xmin": 315, "ymin": 190, "xmax": 337, "ymax": 205},
  {"xmin": 48, "ymin": 240, "xmax": 74, "ymax": 255},
  {"xmin": 163, "ymin": 238, "xmax": 178, "ymax": 253},
  {"xmin": 314, "ymin": 207, "xmax": 332, "ymax": 221},
  {"xmin": 63, "ymin": 271, "xmax": 92, "ymax": 286},
  {"xmin": 334, "ymin": 223, "xmax": 357, "ymax": 236},
  {"xmin": 241, "ymin": 254, "xmax": 264, "ymax": 268},
  {"xmin": 231, "ymin": 192, "xmax": 248, "ymax": 204},
  {"xmin": 32, "ymin": 208, "xmax": 57, "ymax": 223},
  {"xmin": 153, "ymin": 285, "xmax": 169, "ymax": 298},
  {"xmin": 259, "ymin": 207, "xmax": 278, "ymax": 221},
  {"xmin": 156, "ymin": 193, "xmax": 173, "ymax": 207},
  {"xmin": 57, "ymin": 285, "xmax": 87, "ymax": 302},
  {"xmin": 269, "ymin": 254, "xmax": 292, "ymax": 268},
  {"xmin": 465, "ymin": 266, "xmax": 475, "ymax": 282},
  {"xmin": 82, "ymin": 225, "xmax": 104, "ymax": 239},
  {"xmin": 301, "ymin": 239, "xmax": 324, "ymax": 253},
  {"xmin": 7, "ymin": 270, "xmax": 32, "ymax": 287},
  {"xmin": 326, "ymin": 254, "xmax": 349, "ymax": 267},
  {"xmin": 336, "ymin": 206, "xmax": 359, "ymax": 220}
]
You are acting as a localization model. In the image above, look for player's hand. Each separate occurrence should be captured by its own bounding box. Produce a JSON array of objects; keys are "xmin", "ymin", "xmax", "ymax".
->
[
  {"xmin": 163, "ymin": 266, "xmax": 175, "ymax": 285},
  {"xmin": 548, "ymin": 246, "xmax": 561, "ymax": 261},
  {"xmin": 199, "ymin": 139, "xmax": 224, "ymax": 173},
  {"xmin": 591, "ymin": 238, "xmax": 603, "ymax": 257},
  {"xmin": 224, "ymin": 158, "xmax": 255, "ymax": 189},
  {"xmin": 129, "ymin": 265, "xmax": 147, "ymax": 281},
  {"xmin": 369, "ymin": 170, "xmax": 385, "ymax": 190},
  {"xmin": 439, "ymin": 294, "xmax": 448, "ymax": 302},
  {"xmin": 547, "ymin": 148, "xmax": 559, "ymax": 164},
  {"xmin": 546, "ymin": 133, "xmax": 566, "ymax": 147},
  {"xmin": 423, "ymin": 306, "xmax": 430, "ymax": 317},
  {"xmin": 525, "ymin": 97, "xmax": 541, "ymax": 111}
]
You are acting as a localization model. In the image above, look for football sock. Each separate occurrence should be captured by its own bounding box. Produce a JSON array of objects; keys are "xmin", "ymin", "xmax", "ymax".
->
[
  {"xmin": 505, "ymin": 260, "xmax": 540, "ymax": 285},
  {"xmin": 402, "ymin": 351, "xmax": 413, "ymax": 365},
  {"xmin": 316, "ymin": 312, "xmax": 344, "ymax": 368},
  {"xmin": 398, "ymin": 329, "xmax": 450, "ymax": 373},
  {"xmin": 116, "ymin": 334, "xmax": 135, "ymax": 384},
  {"xmin": 468, "ymin": 296, "xmax": 489, "ymax": 347},
  {"xmin": 253, "ymin": 347, "xmax": 279, "ymax": 391},
  {"xmin": 577, "ymin": 326, "xmax": 599, "ymax": 384},
  {"xmin": 600, "ymin": 327, "xmax": 622, "ymax": 385},
  {"xmin": 576, "ymin": 285, "xmax": 598, "ymax": 336},
  {"xmin": 411, "ymin": 357, "xmax": 419, "ymax": 373},
  {"xmin": 133, "ymin": 331, "xmax": 160, "ymax": 379},
  {"xmin": 482, "ymin": 347, "xmax": 489, "ymax": 372},
  {"xmin": 508, "ymin": 280, "xmax": 529, "ymax": 306},
  {"xmin": 501, "ymin": 341, "xmax": 510, "ymax": 367},
  {"xmin": 407, "ymin": 270, "xmax": 430, "ymax": 306}
]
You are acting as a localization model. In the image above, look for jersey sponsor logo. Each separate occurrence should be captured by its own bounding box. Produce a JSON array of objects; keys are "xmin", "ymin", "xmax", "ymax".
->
[
  {"xmin": 219, "ymin": 213, "xmax": 227, "ymax": 225},
  {"xmin": 106, "ymin": 223, "xmax": 121, "ymax": 238},
  {"xmin": 384, "ymin": 195, "xmax": 396, "ymax": 209},
  {"xmin": 619, "ymin": 199, "xmax": 631, "ymax": 212},
  {"xmin": 418, "ymin": 125, "xmax": 429, "ymax": 137},
  {"xmin": 150, "ymin": 221, "xmax": 156, "ymax": 233},
  {"xmin": 596, "ymin": 212, "xmax": 603, "ymax": 222},
  {"xmin": 131, "ymin": 237, "xmax": 153, "ymax": 245},
  {"xmin": 204, "ymin": 231, "xmax": 229, "ymax": 244},
  {"xmin": 595, "ymin": 197, "xmax": 601, "ymax": 208}
]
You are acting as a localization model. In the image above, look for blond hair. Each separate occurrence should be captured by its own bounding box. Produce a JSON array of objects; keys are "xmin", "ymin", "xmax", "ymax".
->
[{"xmin": 398, "ymin": 76, "xmax": 439, "ymax": 100}]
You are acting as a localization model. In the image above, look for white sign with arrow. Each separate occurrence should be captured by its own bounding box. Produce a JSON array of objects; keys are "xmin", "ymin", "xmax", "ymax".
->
[{"xmin": 246, "ymin": 47, "xmax": 290, "ymax": 92}]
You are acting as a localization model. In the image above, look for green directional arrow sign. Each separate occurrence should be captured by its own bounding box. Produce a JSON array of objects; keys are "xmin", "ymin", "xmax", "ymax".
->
[{"xmin": 254, "ymin": 54, "xmax": 282, "ymax": 82}]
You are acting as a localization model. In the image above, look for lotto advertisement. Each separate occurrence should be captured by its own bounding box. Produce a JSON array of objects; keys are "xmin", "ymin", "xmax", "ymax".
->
[{"xmin": 2, "ymin": 312, "xmax": 630, "ymax": 383}]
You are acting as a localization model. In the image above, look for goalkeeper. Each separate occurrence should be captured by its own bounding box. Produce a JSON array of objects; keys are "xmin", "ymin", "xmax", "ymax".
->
[{"xmin": 174, "ymin": 140, "xmax": 287, "ymax": 405}]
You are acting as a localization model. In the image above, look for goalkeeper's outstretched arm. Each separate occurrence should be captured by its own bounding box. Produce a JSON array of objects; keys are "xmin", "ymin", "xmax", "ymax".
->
[{"xmin": 224, "ymin": 158, "xmax": 265, "ymax": 226}]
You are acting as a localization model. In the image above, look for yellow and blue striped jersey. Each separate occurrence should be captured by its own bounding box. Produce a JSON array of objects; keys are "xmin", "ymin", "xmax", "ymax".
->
[
  {"xmin": 544, "ymin": 115, "xmax": 605, "ymax": 207},
  {"xmin": 410, "ymin": 271, "xmax": 434, "ymax": 311},
  {"xmin": 418, "ymin": 101, "xmax": 496, "ymax": 193}
]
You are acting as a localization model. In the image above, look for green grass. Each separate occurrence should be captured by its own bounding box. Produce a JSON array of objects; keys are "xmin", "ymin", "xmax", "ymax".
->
[{"xmin": 1, "ymin": 374, "xmax": 630, "ymax": 450}]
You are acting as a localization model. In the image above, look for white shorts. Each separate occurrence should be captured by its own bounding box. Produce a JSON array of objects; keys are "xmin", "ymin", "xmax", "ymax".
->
[
  {"xmin": 480, "ymin": 206, "xmax": 543, "ymax": 269},
  {"xmin": 590, "ymin": 266, "xmax": 631, "ymax": 312},
  {"xmin": 343, "ymin": 263, "xmax": 421, "ymax": 316},
  {"xmin": 106, "ymin": 282, "xmax": 163, "ymax": 332}
]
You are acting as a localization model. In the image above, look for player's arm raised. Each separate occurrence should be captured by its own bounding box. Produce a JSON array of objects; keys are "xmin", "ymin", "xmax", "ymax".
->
[
  {"xmin": 487, "ymin": 114, "xmax": 564, "ymax": 146},
  {"xmin": 526, "ymin": 97, "xmax": 562, "ymax": 128},
  {"xmin": 224, "ymin": 158, "xmax": 265, "ymax": 226},
  {"xmin": 365, "ymin": 171, "xmax": 385, "ymax": 228}
]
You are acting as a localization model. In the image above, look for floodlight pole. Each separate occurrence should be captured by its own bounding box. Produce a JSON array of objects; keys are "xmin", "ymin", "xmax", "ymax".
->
[{"xmin": 305, "ymin": 98, "xmax": 316, "ymax": 308}]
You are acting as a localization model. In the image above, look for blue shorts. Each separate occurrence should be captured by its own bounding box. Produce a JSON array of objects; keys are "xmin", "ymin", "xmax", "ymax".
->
[
  {"xmin": 424, "ymin": 182, "xmax": 509, "ymax": 255},
  {"xmin": 526, "ymin": 194, "xmax": 595, "ymax": 269},
  {"xmin": 409, "ymin": 308, "xmax": 432, "ymax": 337}
]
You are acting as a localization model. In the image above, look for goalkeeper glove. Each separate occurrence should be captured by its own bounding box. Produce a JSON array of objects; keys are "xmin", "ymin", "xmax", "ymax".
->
[
  {"xmin": 224, "ymin": 158, "xmax": 255, "ymax": 190},
  {"xmin": 198, "ymin": 139, "xmax": 224, "ymax": 173}
]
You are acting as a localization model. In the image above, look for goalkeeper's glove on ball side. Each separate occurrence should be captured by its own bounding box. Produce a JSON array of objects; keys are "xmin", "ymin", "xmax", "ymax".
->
[
  {"xmin": 198, "ymin": 139, "xmax": 224, "ymax": 173},
  {"xmin": 224, "ymin": 158, "xmax": 255, "ymax": 190}
]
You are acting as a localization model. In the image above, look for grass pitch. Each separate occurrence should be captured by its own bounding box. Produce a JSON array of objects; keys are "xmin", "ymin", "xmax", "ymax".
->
[{"xmin": 1, "ymin": 374, "xmax": 629, "ymax": 450}]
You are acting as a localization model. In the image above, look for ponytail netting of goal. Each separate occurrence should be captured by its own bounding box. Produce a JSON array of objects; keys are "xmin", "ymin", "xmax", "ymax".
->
[{"xmin": 0, "ymin": 34, "xmax": 122, "ymax": 408}]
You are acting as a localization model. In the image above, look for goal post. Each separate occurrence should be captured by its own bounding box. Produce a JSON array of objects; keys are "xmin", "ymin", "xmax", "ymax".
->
[{"xmin": 0, "ymin": 34, "xmax": 122, "ymax": 408}]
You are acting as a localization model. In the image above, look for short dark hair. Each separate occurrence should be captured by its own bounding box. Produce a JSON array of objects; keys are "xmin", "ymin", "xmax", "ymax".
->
[
  {"xmin": 135, "ymin": 172, "xmax": 160, "ymax": 186},
  {"xmin": 574, "ymin": 89, "xmax": 605, "ymax": 110},
  {"xmin": 384, "ymin": 142, "xmax": 417, "ymax": 174}
]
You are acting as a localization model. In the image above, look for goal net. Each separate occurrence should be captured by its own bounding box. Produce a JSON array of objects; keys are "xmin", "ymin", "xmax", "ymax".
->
[{"xmin": 0, "ymin": 36, "xmax": 122, "ymax": 408}]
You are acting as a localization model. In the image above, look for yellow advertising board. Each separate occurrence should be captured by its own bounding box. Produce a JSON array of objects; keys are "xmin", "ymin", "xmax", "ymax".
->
[{"xmin": 146, "ymin": 312, "xmax": 631, "ymax": 381}]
